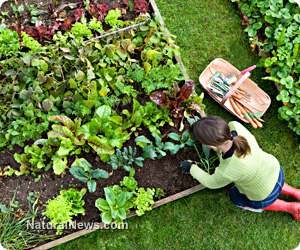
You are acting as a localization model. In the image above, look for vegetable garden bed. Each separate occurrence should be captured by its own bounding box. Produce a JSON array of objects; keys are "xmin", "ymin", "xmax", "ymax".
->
[{"xmin": 0, "ymin": 0, "xmax": 214, "ymax": 249}]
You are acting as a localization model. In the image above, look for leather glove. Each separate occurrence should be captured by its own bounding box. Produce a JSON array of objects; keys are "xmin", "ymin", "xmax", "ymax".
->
[{"xmin": 179, "ymin": 160, "xmax": 196, "ymax": 174}]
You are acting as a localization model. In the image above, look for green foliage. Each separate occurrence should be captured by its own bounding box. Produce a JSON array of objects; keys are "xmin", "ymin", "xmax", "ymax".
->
[
  {"xmin": 60, "ymin": 188, "xmax": 87, "ymax": 215},
  {"xmin": 48, "ymin": 116, "xmax": 86, "ymax": 175},
  {"xmin": 120, "ymin": 169, "xmax": 157, "ymax": 216},
  {"xmin": 43, "ymin": 188, "xmax": 86, "ymax": 235},
  {"xmin": 232, "ymin": 0, "xmax": 300, "ymax": 147},
  {"xmin": 0, "ymin": 191, "xmax": 54, "ymax": 249},
  {"xmin": 0, "ymin": 166, "xmax": 16, "ymax": 182},
  {"xmin": 120, "ymin": 169, "xmax": 138, "ymax": 191},
  {"xmin": 79, "ymin": 105, "xmax": 129, "ymax": 161},
  {"xmin": 42, "ymin": 196, "xmax": 75, "ymax": 235},
  {"xmin": 13, "ymin": 144, "xmax": 52, "ymax": 175},
  {"xmin": 96, "ymin": 169, "xmax": 160, "ymax": 224},
  {"xmin": 0, "ymin": 28, "xmax": 20, "ymax": 59},
  {"xmin": 70, "ymin": 22, "xmax": 92, "ymax": 39},
  {"xmin": 107, "ymin": 146, "xmax": 144, "ymax": 172},
  {"xmin": 88, "ymin": 18, "xmax": 104, "ymax": 34},
  {"xmin": 134, "ymin": 187, "xmax": 155, "ymax": 216},
  {"xmin": 0, "ymin": 16, "xmax": 196, "ymax": 149},
  {"xmin": 135, "ymin": 130, "xmax": 194, "ymax": 159},
  {"xmin": 21, "ymin": 31, "xmax": 42, "ymax": 51},
  {"xmin": 95, "ymin": 185, "xmax": 134, "ymax": 225},
  {"xmin": 105, "ymin": 9, "xmax": 124, "ymax": 28},
  {"xmin": 121, "ymin": 99, "xmax": 171, "ymax": 137},
  {"xmin": 163, "ymin": 130, "xmax": 195, "ymax": 155},
  {"xmin": 125, "ymin": 63, "xmax": 186, "ymax": 95},
  {"xmin": 69, "ymin": 159, "xmax": 109, "ymax": 193},
  {"xmin": 135, "ymin": 133, "xmax": 167, "ymax": 159},
  {"xmin": 155, "ymin": 188, "xmax": 165, "ymax": 200}
]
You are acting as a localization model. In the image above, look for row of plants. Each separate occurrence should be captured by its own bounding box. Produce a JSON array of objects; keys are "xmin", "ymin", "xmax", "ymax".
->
[
  {"xmin": 43, "ymin": 168, "xmax": 165, "ymax": 235},
  {"xmin": 232, "ymin": 0, "xmax": 300, "ymax": 144},
  {"xmin": 0, "ymin": 0, "xmax": 185, "ymax": 148}
]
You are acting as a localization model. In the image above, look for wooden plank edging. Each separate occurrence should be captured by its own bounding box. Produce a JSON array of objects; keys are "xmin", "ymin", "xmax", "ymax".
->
[
  {"xmin": 148, "ymin": 0, "xmax": 206, "ymax": 118},
  {"xmin": 32, "ymin": 184, "xmax": 206, "ymax": 250},
  {"xmin": 148, "ymin": 0, "xmax": 189, "ymax": 79}
]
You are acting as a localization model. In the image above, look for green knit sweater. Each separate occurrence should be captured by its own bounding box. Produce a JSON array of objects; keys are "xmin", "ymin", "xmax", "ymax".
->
[{"xmin": 190, "ymin": 121, "xmax": 280, "ymax": 201}]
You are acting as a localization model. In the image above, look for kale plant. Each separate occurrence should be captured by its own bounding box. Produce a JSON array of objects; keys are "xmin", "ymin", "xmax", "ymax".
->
[{"xmin": 107, "ymin": 146, "xmax": 144, "ymax": 172}]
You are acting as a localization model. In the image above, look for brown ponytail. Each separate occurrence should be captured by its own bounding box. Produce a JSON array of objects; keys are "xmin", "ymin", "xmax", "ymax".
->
[
  {"xmin": 231, "ymin": 136, "xmax": 251, "ymax": 158},
  {"xmin": 192, "ymin": 116, "xmax": 251, "ymax": 158}
]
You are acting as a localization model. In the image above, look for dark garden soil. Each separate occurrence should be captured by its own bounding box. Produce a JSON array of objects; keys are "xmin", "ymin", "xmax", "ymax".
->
[
  {"xmin": 0, "ymin": 0, "xmax": 219, "ymax": 245},
  {"xmin": 0, "ymin": 119, "xmax": 211, "ymax": 238}
]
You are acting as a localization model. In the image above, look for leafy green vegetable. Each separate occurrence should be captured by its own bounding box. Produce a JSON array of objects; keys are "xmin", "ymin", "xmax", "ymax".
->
[
  {"xmin": 163, "ymin": 130, "xmax": 195, "ymax": 155},
  {"xmin": 13, "ymin": 144, "xmax": 52, "ymax": 175},
  {"xmin": 0, "ymin": 28, "xmax": 20, "ymax": 59},
  {"xmin": 108, "ymin": 146, "xmax": 144, "ymax": 172},
  {"xmin": 69, "ymin": 159, "xmax": 109, "ymax": 193},
  {"xmin": 134, "ymin": 187, "xmax": 155, "ymax": 216},
  {"xmin": 95, "ymin": 185, "xmax": 134, "ymax": 224},
  {"xmin": 105, "ymin": 9, "xmax": 124, "ymax": 28}
]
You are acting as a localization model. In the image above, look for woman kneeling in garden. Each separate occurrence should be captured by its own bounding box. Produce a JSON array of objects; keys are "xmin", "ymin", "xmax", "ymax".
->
[{"xmin": 180, "ymin": 116, "xmax": 300, "ymax": 220}]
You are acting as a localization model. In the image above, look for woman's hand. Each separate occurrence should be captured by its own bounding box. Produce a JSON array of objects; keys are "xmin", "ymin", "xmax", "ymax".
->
[{"xmin": 179, "ymin": 160, "xmax": 196, "ymax": 173}]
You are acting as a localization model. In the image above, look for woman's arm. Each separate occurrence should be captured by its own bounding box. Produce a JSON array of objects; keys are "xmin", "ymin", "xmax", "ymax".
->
[{"xmin": 190, "ymin": 164, "xmax": 232, "ymax": 189}]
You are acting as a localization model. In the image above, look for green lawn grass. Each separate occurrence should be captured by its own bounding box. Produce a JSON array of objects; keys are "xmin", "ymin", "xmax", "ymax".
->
[{"xmin": 52, "ymin": 0, "xmax": 300, "ymax": 249}]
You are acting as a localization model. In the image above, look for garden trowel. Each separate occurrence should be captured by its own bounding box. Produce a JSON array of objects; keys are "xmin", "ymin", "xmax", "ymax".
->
[{"xmin": 226, "ymin": 65, "xmax": 256, "ymax": 84}]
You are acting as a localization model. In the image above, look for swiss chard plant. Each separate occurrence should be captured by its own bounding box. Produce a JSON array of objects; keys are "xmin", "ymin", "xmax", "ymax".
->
[
  {"xmin": 69, "ymin": 159, "xmax": 109, "ymax": 193},
  {"xmin": 79, "ymin": 105, "xmax": 129, "ymax": 162},
  {"xmin": 48, "ymin": 114, "xmax": 115, "ymax": 173},
  {"xmin": 150, "ymin": 79, "xmax": 205, "ymax": 129}
]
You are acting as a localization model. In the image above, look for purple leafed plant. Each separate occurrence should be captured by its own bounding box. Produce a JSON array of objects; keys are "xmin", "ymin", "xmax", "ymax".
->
[
  {"xmin": 150, "ymin": 80, "xmax": 203, "ymax": 127},
  {"xmin": 133, "ymin": 0, "xmax": 150, "ymax": 14}
]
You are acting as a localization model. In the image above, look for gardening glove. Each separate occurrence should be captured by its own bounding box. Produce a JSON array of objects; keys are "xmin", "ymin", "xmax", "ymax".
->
[{"xmin": 179, "ymin": 160, "xmax": 196, "ymax": 174}]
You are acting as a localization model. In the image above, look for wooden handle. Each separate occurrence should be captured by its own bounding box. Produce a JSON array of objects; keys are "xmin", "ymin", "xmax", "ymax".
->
[
  {"xmin": 244, "ymin": 107, "xmax": 263, "ymax": 128},
  {"xmin": 231, "ymin": 93, "xmax": 243, "ymax": 100},
  {"xmin": 235, "ymin": 102, "xmax": 257, "ymax": 129},
  {"xmin": 229, "ymin": 97, "xmax": 244, "ymax": 119}
]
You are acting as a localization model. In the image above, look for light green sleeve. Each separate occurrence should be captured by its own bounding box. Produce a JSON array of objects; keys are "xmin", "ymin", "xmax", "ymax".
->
[{"xmin": 190, "ymin": 164, "xmax": 232, "ymax": 189}]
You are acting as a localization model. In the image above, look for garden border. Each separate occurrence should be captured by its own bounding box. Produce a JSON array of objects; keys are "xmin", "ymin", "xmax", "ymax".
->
[
  {"xmin": 28, "ymin": 1, "xmax": 207, "ymax": 249},
  {"xmin": 32, "ymin": 184, "xmax": 206, "ymax": 250}
]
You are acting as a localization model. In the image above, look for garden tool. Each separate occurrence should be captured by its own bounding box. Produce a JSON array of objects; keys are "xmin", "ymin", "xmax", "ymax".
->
[
  {"xmin": 226, "ymin": 65, "xmax": 256, "ymax": 84},
  {"xmin": 232, "ymin": 96, "xmax": 265, "ymax": 123},
  {"xmin": 229, "ymin": 97, "xmax": 244, "ymax": 120},
  {"xmin": 244, "ymin": 106, "xmax": 263, "ymax": 128},
  {"xmin": 234, "ymin": 101, "xmax": 258, "ymax": 129}
]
